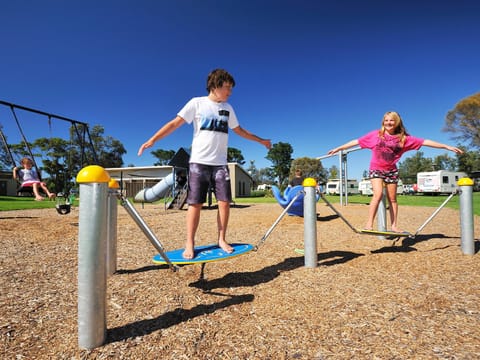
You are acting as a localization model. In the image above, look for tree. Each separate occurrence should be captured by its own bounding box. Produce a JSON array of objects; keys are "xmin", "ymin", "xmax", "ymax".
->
[
  {"xmin": 444, "ymin": 92, "xmax": 480, "ymax": 149},
  {"xmin": 151, "ymin": 149, "xmax": 176, "ymax": 165},
  {"xmin": 289, "ymin": 157, "xmax": 327, "ymax": 184},
  {"xmin": 328, "ymin": 165, "xmax": 339, "ymax": 179},
  {"xmin": 88, "ymin": 125, "xmax": 126, "ymax": 168},
  {"xmin": 227, "ymin": 147, "xmax": 245, "ymax": 164},
  {"xmin": 398, "ymin": 152, "xmax": 434, "ymax": 183},
  {"xmin": 266, "ymin": 142, "xmax": 293, "ymax": 187},
  {"xmin": 457, "ymin": 146, "xmax": 480, "ymax": 175}
]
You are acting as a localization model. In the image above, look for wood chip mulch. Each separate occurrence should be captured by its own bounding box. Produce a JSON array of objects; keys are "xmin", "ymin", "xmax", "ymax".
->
[{"xmin": 1, "ymin": 201, "xmax": 479, "ymax": 359}]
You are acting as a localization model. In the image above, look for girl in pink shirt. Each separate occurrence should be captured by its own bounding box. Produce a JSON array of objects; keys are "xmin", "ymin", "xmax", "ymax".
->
[{"xmin": 328, "ymin": 111, "xmax": 463, "ymax": 233}]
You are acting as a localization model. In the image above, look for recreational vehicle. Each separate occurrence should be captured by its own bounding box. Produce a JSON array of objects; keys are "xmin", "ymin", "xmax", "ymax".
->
[
  {"xmin": 326, "ymin": 179, "xmax": 359, "ymax": 195},
  {"xmin": 358, "ymin": 178, "xmax": 404, "ymax": 195},
  {"xmin": 417, "ymin": 170, "xmax": 467, "ymax": 194}
]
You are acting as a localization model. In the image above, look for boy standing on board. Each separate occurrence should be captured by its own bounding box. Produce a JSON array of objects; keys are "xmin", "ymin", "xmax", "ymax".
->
[{"xmin": 138, "ymin": 69, "xmax": 271, "ymax": 259}]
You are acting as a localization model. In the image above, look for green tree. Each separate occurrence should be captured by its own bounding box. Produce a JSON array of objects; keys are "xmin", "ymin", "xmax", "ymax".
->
[
  {"xmin": 432, "ymin": 154, "xmax": 457, "ymax": 171},
  {"xmin": 328, "ymin": 165, "xmax": 339, "ymax": 179},
  {"xmin": 89, "ymin": 125, "xmax": 126, "ymax": 168},
  {"xmin": 398, "ymin": 151, "xmax": 434, "ymax": 183},
  {"xmin": 151, "ymin": 149, "xmax": 176, "ymax": 165},
  {"xmin": 266, "ymin": 142, "xmax": 293, "ymax": 187},
  {"xmin": 457, "ymin": 146, "xmax": 480, "ymax": 175},
  {"xmin": 289, "ymin": 157, "xmax": 327, "ymax": 184},
  {"xmin": 227, "ymin": 147, "xmax": 245, "ymax": 164},
  {"xmin": 444, "ymin": 92, "xmax": 480, "ymax": 149}
]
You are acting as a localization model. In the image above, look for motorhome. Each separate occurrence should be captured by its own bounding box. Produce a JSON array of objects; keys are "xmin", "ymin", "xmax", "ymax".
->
[
  {"xmin": 417, "ymin": 170, "xmax": 467, "ymax": 194},
  {"xmin": 326, "ymin": 179, "xmax": 359, "ymax": 195},
  {"xmin": 358, "ymin": 178, "xmax": 404, "ymax": 195}
]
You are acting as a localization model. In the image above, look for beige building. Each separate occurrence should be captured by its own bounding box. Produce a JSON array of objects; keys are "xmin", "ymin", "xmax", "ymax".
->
[
  {"xmin": 105, "ymin": 163, "xmax": 252, "ymax": 198},
  {"xmin": 0, "ymin": 170, "xmax": 19, "ymax": 196}
]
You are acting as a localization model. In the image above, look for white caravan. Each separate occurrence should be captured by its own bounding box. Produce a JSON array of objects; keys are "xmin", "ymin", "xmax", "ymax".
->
[
  {"xmin": 417, "ymin": 170, "xmax": 467, "ymax": 194},
  {"xmin": 358, "ymin": 178, "xmax": 404, "ymax": 195},
  {"xmin": 326, "ymin": 179, "xmax": 359, "ymax": 195}
]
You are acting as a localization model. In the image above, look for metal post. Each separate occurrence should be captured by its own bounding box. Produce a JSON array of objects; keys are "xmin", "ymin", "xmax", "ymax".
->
[
  {"xmin": 377, "ymin": 187, "xmax": 387, "ymax": 239},
  {"xmin": 459, "ymin": 178, "xmax": 475, "ymax": 255},
  {"xmin": 303, "ymin": 178, "xmax": 318, "ymax": 268},
  {"xmin": 107, "ymin": 180, "xmax": 119, "ymax": 276},
  {"xmin": 76, "ymin": 165, "xmax": 111, "ymax": 349}
]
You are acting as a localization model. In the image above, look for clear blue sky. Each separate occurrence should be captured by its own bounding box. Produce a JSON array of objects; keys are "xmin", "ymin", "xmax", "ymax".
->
[{"xmin": 1, "ymin": 0, "xmax": 478, "ymax": 181}]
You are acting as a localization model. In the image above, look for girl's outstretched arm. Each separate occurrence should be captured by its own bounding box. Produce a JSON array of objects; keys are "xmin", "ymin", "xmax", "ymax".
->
[
  {"xmin": 327, "ymin": 139, "xmax": 359, "ymax": 155},
  {"xmin": 423, "ymin": 139, "xmax": 464, "ymax": 154}
]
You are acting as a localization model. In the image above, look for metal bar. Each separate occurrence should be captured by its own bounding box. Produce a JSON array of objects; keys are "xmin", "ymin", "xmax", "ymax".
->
[
  {"xmin": 254, "ymin": 190, "xmax": 304, "ymax": 250},
  {"xmin": 414, "ymin": 192, "xmax": 457, "ymax": 236},
  {"xmin": 0, "ymin": 100, "xmax": 89, "ymax": 126},
  {"xmin": 119, "ymin": 194, "xmax": 177, "ymax": 271},
  {"xmin": 319, "ymin": 192, "xmax": 360, "ymax": 233}
]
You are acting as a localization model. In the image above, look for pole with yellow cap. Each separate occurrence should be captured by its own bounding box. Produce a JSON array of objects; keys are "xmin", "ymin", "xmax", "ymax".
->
[
  {"xmin": 107, "ymin": 179, "xmax": 120, "ymax": 276},
  {"xmin": 458, "ymin": 177, "xmax": 475, "ymax": 255},
  {"xmin": 303, "ymin": 177, "xmax": 318, "ymax": 268},
  {"xmin": 76, "ymin": 165, "xmax": 111, "ymax": 349}
]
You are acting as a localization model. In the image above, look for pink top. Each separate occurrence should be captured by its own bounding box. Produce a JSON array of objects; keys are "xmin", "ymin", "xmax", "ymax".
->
[{"xmin": 358, "ymin": 130, "xmax": 424, "ymax": 171}]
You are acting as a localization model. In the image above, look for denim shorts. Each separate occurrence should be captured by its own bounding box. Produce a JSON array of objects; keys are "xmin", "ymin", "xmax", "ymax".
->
[
  {"xmin": 187, "ymin": 163, "xmax": 232, "ymax": 204},
  {"xmin": 368, "ymin": 169, "xmax": 399, "ymax": 184}
]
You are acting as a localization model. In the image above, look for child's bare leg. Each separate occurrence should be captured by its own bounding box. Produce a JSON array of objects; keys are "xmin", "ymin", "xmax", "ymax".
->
[
  {"xmin": 40, "ymin": 183, "xmax": 55, "ymax": 199},
  {"xmin": 184, "ymin": 204, "xmax": 202, "ymax": 259},
  {"xmin": 217, "ymin": 200, "xmax": 233, "ymax": 253},
  {"xmin": 33, "ymin": 183, "xmax": 44, "ymax": 201}
]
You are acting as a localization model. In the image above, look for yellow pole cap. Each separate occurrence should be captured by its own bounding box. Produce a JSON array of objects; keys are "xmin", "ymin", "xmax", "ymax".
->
[
  {"xmin": 302, "ymin": 177, "xmax": 317, "ymax": 187},
  {"xmin": 108, "ymin": 179, "xmax": 120, "ymax": 189},
  {"xmin": 76, "ymin": 165, "xmax": 111, "ymax": 184},
  {"xmin": 458, "ymin": 177, "xmax": 474, "ymax": 186}
]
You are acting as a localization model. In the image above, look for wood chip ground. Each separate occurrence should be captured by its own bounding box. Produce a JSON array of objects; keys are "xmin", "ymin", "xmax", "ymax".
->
[{"xmin": 1, "ymin": 201, "xmax": 479, "ymax": 359}]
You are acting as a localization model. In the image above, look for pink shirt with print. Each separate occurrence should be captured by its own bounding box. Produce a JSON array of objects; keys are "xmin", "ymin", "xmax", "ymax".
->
[{"xmin": 358, "ymin": 130, "xmax": 424, "ymax": 171}]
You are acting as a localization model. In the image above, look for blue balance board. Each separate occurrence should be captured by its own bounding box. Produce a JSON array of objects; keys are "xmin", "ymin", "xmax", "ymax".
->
[{"xmin": 152, "ymin": 243, "xmax": 255, "ymax": 265}]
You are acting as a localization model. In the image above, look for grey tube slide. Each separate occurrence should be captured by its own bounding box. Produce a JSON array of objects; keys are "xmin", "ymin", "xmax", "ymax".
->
[{"xmin": 134, "ymin": 173, "xmax": 175, "ymax": 202}]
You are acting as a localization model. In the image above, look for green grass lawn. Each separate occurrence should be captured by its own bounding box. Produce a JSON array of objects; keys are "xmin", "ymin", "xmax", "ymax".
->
[
  {"xmin": 234, "ymin": 192, "xmax": 479, "ymax": 216},
  {"xmin": 1, "ymin": 192, "xmax": 478, "ymax": 216}
]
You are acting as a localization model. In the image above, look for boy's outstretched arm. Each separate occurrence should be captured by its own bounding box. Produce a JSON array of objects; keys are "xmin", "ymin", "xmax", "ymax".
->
[
  {"xmin": 422, "ymin": 139, "xmax": 464, "ymax": 154},
  {"xmin": 138, "ymin": 116, "xmax": 186, "ymax": 156},
  {"xmin": 232, "ymin": 126, "xmax": 271, "ymax": 149}
]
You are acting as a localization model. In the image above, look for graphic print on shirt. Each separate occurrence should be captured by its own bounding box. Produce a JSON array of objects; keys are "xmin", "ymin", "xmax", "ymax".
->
[
  {"xmin": 377, "ymin": 137, "xmax": 402, "ymax": 163},
  {"xmin": 199, "ymin": 109, "xmax": 229, "ymax": 134}
]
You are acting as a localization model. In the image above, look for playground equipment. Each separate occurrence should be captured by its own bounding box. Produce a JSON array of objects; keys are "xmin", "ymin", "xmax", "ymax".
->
[
  {"xmin": 271, "ymin": 184, "xmax": 320, "ymax": 217},
  {"xmin": 0, "ymin": 100, "xmax": 98, "ymax": 206},
  {"xmin": 134, "ymin": 172, "xmax": 175, "ymax": 202},
  {"xmin": 76, "ymin": 167, "xmax": 475, "ymax": 350}
]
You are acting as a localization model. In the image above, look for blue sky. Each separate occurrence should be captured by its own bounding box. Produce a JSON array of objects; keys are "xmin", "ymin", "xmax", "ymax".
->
[{"xmin": 1, "ymin": 0, "xmax": 478, "ymax": 181}]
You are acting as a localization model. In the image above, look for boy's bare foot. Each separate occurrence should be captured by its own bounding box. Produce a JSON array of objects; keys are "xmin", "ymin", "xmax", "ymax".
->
[
  {"xmin": 182, "ymin": 244, "xmax": 195, "ymax": 260},
  {"xmin": 35, "ymin": 196, "xmax": 44, "ymax": 201},
  {"xmin": 218, "ymin": 240, "xmax": 234, "ymax": 254}
]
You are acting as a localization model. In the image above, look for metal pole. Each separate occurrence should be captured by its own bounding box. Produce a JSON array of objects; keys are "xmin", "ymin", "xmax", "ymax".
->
[
  {"xmin": 303, "ymin": 179, "xmax": 318, "ymax": 268},
  {"xmin": 76, "ymin": 166, "xmax": 110, "ymax": 350},
  {"xmin": 459, "ymin": 178, "xmax": 475, "ymax": 255},
  {"xmin": 377, "ymin": 187, "xmax": 387, "ymax": 239},
  {"xmin": 106, "ymin": 183, "xmax": 119, "ymax": 276}
]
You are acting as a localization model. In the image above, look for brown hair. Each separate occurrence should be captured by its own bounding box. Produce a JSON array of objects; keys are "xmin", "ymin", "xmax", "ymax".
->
[
  {"xmin": 378, "ymin": 111, "xmax": 408, "ymax": 146},
  {"xmin": 206, "ymin": 69, "xmax": 235, "ymax": 92}
]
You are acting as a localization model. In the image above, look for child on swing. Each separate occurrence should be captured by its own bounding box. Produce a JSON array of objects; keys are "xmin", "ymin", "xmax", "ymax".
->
[
  {"xmin": 13, "ymin": 157, "xmax": 56, "ymax": 201},
  {"xmin": 327, "ymin": 111, "xmax": 463, "ymax": 233}
]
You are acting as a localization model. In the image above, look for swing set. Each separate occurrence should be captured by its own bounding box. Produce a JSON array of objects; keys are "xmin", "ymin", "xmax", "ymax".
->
[{"xmin": 0, "ymin": 100, "xmax": 99, "ymax": 214}]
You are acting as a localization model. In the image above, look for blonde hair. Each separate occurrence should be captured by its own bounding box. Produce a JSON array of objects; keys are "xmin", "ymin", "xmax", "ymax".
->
[
  {"xmin": 20, "ymin": 157, "xmax": 33, "ymax": 166},
  {"xmin": 378, "ymin": 111, "xmax": 408, "ymax": 146}
]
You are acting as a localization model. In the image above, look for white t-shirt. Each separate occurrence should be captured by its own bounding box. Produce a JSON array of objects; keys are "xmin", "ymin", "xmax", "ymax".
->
[{"xmin": 178, "ymin": 96, "xmax": 239, "ymax": 165}]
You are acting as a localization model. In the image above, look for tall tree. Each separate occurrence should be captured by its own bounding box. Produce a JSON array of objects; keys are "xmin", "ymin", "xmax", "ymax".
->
[
  {"xmin": 289, "ymin": 157, "xmax": 327, "ymax": 184},
  {"xmin": 266, "ymin": 142, "xmax": 293, "ymax": 187},
  {"xmin": 398, "ymin": 151, "xmax": 434, "ymax": 183},
  {"xmin": 227, "ymin": 147, "xmax": 245, "ymax": 164},
  {"xmin": 444, "ymin": 92, "xmax": 480, "ymax": 149},
  {"xmin": 151, "ymin": 149, "xmax": 176, "ymax": 165},
  {"xmin": 457, "ymin": 146, "xmax": 480, "ymax": 175}
]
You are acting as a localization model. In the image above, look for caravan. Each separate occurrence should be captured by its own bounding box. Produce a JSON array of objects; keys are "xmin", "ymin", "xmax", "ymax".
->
[
  {"xmin": 358, "ymin": 178, "xmax": 404, "ymax": 195},
  {"xmin": 326, "ymin": 179, "xmax": 359, "ymax": 195},
  {"xmin": 417, "ymin": 170, "xmax": 467, "ymax": 194}
]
